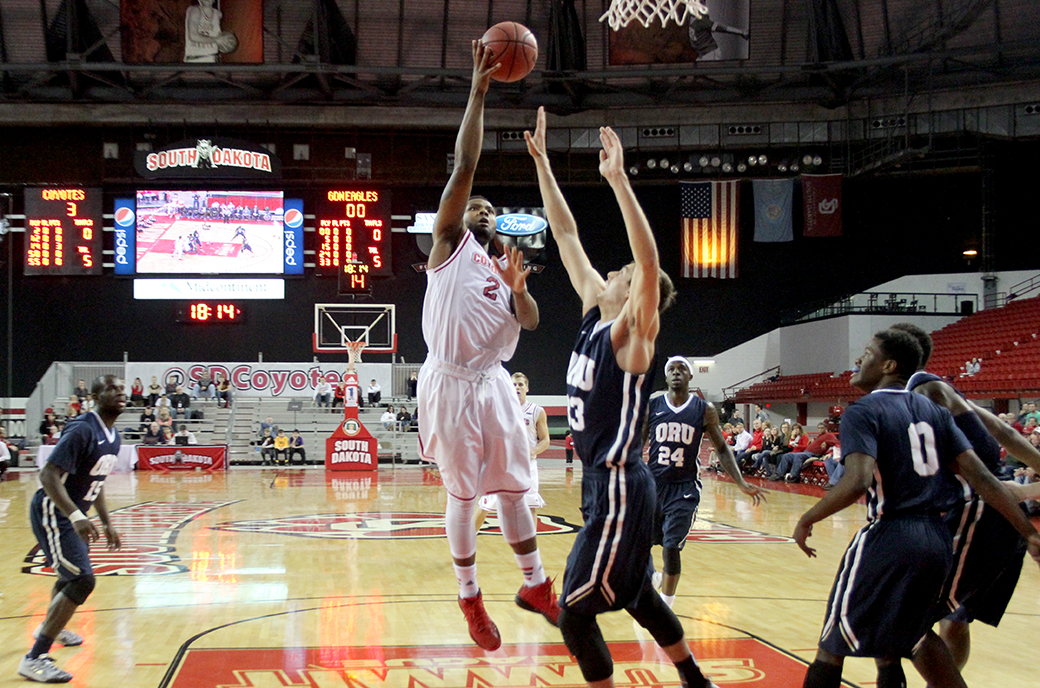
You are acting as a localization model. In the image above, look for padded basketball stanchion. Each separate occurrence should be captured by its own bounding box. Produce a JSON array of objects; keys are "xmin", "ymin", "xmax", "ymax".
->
[{"xmin": 324, "ymin": 340, "xmax": 379, "ymax": 472}]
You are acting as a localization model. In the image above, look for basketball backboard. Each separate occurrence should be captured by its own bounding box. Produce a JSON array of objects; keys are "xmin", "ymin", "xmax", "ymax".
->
[{"xmin": 313, "ymin": 303, "xmax": 396, "ymax": 354}]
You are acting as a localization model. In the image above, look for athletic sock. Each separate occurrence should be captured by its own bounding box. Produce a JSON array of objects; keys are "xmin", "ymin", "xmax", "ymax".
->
[
  {"xmin": 453, "ymin": 564, "xmax": 479, "ymax": 599},
  {"xmin": 29, "ymin": 634, "xmax": 53, "ymax": 660},
  {"xmin": 515, "ymin": 550, "xmax": 547, "ymax": 587},
  {"xmin": 674, "ymin": 655, "xmax": 710, "ymax": 688},
  {"xmin": 876, "ymin": 663, "xmax": 907, "ymax": 688},
  {"xmin": 661, "ymin": 592, "xmax": 676, "ymax": 607},
  {"xmin": 802, "ymin": 660, "xmax": 843, "ymax": 688}
]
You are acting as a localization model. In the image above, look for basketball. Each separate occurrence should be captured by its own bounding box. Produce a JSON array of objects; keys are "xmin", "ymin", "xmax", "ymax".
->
[
  {"xmin": 216, "ymin": 31, "xmax": 238, "ymax": 54},
  {"xmin": 480, "ymin": 21, "xmax": 537, "ymax": 83}
]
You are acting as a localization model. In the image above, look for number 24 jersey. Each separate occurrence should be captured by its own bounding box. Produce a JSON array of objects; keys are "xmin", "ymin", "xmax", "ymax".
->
[{"xmin": 647, "ymin": 393, "xmax": 706, "ymax": 483}]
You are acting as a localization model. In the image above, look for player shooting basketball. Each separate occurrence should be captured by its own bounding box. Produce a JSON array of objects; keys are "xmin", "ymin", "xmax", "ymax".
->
[{"xmin": 417, "ymin": 40, "xmax": 559, "ymax": 652}]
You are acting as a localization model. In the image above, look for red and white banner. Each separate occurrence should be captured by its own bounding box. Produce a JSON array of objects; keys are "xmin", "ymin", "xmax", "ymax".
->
[
  {"xmin": 802, "ymin": 173, "xmax": 843, "ymax": 237},
  {"xmin": 137, "ymin": 445, "xmax": 227, "ymax": 471}
]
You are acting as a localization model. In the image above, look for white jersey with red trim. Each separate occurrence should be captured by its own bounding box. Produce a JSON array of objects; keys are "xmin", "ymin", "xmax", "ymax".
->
[
  {"xmin": 422, "ymin": 232, "xmax": 519, "ymax": 370},
  {"xmin": 521, "ymin": 400, "xmax": 543, "ymax": 449}
]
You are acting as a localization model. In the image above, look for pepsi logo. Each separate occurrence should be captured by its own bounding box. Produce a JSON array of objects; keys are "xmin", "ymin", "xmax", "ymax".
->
[
  {"xmin": 115, "ymin": 207, "xmax": 136, "ymax": 227},
  {"xmin": 496, "ymin": 213, "xmax": 547, "ymax": 236},
  {"xmin": 283, "ymin": 208, "xmax": 304, "ymax": 228}
]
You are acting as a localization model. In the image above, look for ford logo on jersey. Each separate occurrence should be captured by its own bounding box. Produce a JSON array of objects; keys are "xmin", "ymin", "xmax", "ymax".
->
[
  {"xmin": 496, "ymin": 214, "xmax": 547, "ymax": 236},
  {"xmin": 283, "ymin": 208, "xmax": 304, "ymax": 229},
  {"xmin": 115, "ymin": 207, "xmax": 136, "ymax": 227}
]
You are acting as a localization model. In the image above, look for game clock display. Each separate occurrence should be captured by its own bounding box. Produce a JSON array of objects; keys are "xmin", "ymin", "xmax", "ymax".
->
[
  {"xmin": 175, "ymin": 302, "xmax": 244, "ymax": 323},
  {"xmin": 23, "ymin": 188, "xmax": 103, "ymax": 275},
  {"xmin": 315, "ymin": 189, "xmax": 392, "ymax": 292}
]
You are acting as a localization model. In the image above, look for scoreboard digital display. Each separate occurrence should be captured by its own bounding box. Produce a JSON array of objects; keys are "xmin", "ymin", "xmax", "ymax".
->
[
  {"xmin": 315, "ymin": 189, "xmax": 392, "ymax": 291},
  {"xmin": 24, "ymin": 188, "xmax": 103, "ymax": 275},
  {"xmin": 175, "ymin": 302, "xmax": 245, "ymax": 323}
]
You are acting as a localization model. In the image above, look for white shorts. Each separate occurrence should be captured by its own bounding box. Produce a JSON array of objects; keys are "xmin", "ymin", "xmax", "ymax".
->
[
  {"xmin": 480, "ymin": 457, "xmax": 544, "ymax": 510},
  {"xmin": 418, "ymin": 358, "xmax": 531, "ymax": 501}
]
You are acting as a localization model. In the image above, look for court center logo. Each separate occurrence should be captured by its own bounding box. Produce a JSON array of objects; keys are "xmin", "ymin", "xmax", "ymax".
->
[{"xmin": 210, "ymin": 512, "xmax": 581, "ymax": 539}]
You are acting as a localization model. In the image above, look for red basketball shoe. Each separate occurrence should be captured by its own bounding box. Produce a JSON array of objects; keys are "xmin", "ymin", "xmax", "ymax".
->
[
  {"xmin": 515, "ymin": 578, "xmax": 560, "ymax": 626},
  {"xmin": 458, "ymin": 591, "xmax": 501, "ymax": 651}
]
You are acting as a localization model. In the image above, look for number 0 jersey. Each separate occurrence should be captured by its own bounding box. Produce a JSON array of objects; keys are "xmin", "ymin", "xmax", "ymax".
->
[
  {"xmin": 647, "ymin": 393, "xmax": 706, "ymax": 483},
  {"xmin": 567, "ymin": 307, "xmax": 655, "ymax": 470},
  {"xmin": 39, "ymin": 411, "xmax": 120, "ymax": 512},
  {"xmin": 840, "ymin": 388, "xmax": 972, "ymax": 521}
]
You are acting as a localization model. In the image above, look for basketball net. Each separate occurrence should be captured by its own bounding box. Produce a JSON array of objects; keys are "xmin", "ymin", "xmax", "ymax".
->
[
  {"xmin": 345, "ymin": 341, "xmax": 366, "ymax": 373},
  {"xmin": 600, "ymin": 0, "xmax": 708, "ymax": 31}
]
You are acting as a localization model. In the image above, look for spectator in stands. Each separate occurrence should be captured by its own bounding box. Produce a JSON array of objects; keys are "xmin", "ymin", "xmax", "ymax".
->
[
  {"xmin": 64, "ymin": 395, "xmax": 80, "ymax": 419},
  {"xmin": 44, "ymin": 421, "xmax": 64, "ymax": 445},
  {"xmin": 81, "ymin": 393, "xmax": 95, "ymax": 414},
  {"xmin": 258, "ymin": 427, "xmax": 275, "ymax": 465},
  {"xmin": 822, "ymin": 444, "xmax": 844, "ymax": 490},
  {"xmin": 721, "ymin": 422, "xmax": 734, "ymax": 444},
  {"xmin": 174, "ymin": 424, "xmax": 197, "ymax": 445},
  {"xmin": 367, "ymin": 379, "xmax": 382, "ymax": 406},
  {"xmin": 410, "ymin": 407, "xmax": 419, "ymax": 431},
  {"xmin": 397, "ymin": 406, "xmax": 412, "ymax": 426},
  {"xmin": 130, "ymin": 377, "xmax": 145, "ymax": 406},
  {"xmin": 171, "ymin": 386, "xmax": 191, "ymax": 419},
  {"xmin": 157, "ymin": 406, "xmax": 174, "ymax": 429},
  {"xmin": 216, "ymin": 375, "xmax": 232, "ymax": 407},
  {"xmin": 289, "ymin": 430, "xmax": 306, "ymax": 465},
  {"xmin": 381, "ymin": 405, "xmax": 397, "ymax": 431},
  {"xmin": 332, "ymin": 381, "xmax": 346, "ymax": 408},
  {"xmin": 162, "ymin": 425, "xmax": 175, "ymax": 443},
  {"xmin": 731, "ymin": 407, "xmax": 745, "ymax": 426},
  {"xmin": 0, "ymin": 432, "xmax": 10, "ymax": 476},
  {"xmin": 1023, "ymin": 417, "xmax": 1039, "ymax": 437},
  {"xmin": 39, "ymin": 411, "xmax": 57, "ymax": 437},
  {"xmin": 148, "ymin": 375, "xmax": 162, "ymax": 406},
  {"xmin": 260, "ymin": 417, "xmax": 275, "ymax": 435},
  {"xmin": 733, "ymin": 419, "xmax": 765, "ymax": 470},
  {"xmin": 314, "ymin": 378, "xmax": 332, "ymax": 407},
  {"xmin": 750, "ymin": 425, "xmax": 783, "ymax": 475},
  {"xmin": 768, "ymin": 423, "xmax": 808, "ymax": 480},
  {"xmin": 191, "ymin": 371, "xmax": 216, "ymax": 400},
  {"xmin": 273, "ymin": 430, "xmax": 290, "ymax": 465},
  {"xmin": 773, "ymin": 422, "xmax": 839, "ymax": 483},
  {"xmin": 753, "ymin": 404, "xmax": 769, "ymax": 423},
  {"xmin": 73, "ymin": 379, "xmax": 89, "ymax": 402},
  {"xmin": 155, "ymin": 394, "xmax": 171, "ymax": 414},
  {"xmin": 142, "ymin": 421, "xmax": 164, "ymax": 445},
  {"xmin": 139, "ymin": 405, "xmax": 157, "ymax": 432},
  {"xmin": 1019, "ymin": 401, "xmax": 1040, "ymax": 426},
  {"xmin": 732, "ymin": 422, "xmax": 753, "ymax": 456},
  {"xmin": 407, "ymin": 371, "xmax": 418, "ymax": 400},
  {"xmin": 0, "ymin": 425, "xmax": 19, "ymax": 457},
  {"xmin": 165, "ymin": 377, "xmax": 178, "ymax": 395}
]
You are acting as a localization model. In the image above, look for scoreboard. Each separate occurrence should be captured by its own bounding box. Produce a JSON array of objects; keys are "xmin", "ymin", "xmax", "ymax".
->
[
  {"xmin": 315, "ymin": 188, "xmax": 392, "ymax": 292},
  {"xmin": 24, "ymin": 188, "xmax": 103, "ymax": 275}
]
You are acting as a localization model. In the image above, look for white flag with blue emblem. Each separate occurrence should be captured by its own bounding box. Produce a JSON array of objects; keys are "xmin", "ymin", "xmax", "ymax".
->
[{"xmin": 752, "ymin": 179, "xmax": 794, "ymax": 243}]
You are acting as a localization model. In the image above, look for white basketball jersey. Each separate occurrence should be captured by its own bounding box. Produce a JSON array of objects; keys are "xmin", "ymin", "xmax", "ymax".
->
[
  {"xmin": 521, "ymin": 400, "xmax": 542, "ymax": 449},
  {"xmin": 422, "ymin": 232, "xmax": 520, "ymax": 370}
]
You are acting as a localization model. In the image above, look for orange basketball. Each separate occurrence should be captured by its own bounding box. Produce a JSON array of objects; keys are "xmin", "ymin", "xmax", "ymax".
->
[{"xmin": 480, "ymin": 21, "xmax": 538, "ymax": 83}]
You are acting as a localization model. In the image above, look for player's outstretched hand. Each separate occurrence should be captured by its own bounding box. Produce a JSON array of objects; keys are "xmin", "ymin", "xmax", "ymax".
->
[
  {"xmin": 471, "ymin": 40, "xmax": 501, "ymax": 94},
  {"xmin": 493, "ymin": 243, "xmax": 531, "ymax": 294},
  {"xmin": 525, "ymin": 106, "xmax": 548, "ymax": 161},
  {"xmin": 793, "ymin": 517, "xmax": 816, "ymax": 558},
  {"xmin": 73, "ymin": 519, "xmax": 99, "ymax": 545},
  {"xmin": 598, "ymin": 126, "xmax": 626, "ymax": 183},
  {"xmin": 739, "ymin": 481, "xmax": 766, "ymax": 506},
  {"xmin": 104, "ymin": 525, "xmax": 122, "ymax": 551}
]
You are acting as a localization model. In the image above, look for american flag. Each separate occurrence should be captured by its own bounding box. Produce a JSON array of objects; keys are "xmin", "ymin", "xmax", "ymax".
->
[{"xmin": 681, "ymin": 180, "xmax": 739, "ymax": 278}]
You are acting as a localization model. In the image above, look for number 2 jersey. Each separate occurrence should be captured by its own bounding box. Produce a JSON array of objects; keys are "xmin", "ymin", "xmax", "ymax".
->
[
  {"xmin": 38, "ymin": 411, "xmax": 120, "ymax": 513},
  {"xmin": 647, "ymin": 393, "xmax": 706, "ymax": 483},
  {"xmin": 567, "ymin": 306, "xmax": 655, "ymax": 469},
  {"xmin": 840, "ymin": 388, "xmax": 972, "ymax": 521}
]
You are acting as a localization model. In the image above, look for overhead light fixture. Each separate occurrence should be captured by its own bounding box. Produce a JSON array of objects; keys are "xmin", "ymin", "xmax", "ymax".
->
[
  {"xmin": 629, "ymin": 165, "xmax": 639, "ymax": 175},
  {"xmin": 812, "ymin": 155, "xmax": 823, "ymax": 166},
  {"xmin": 683, "ymin": 161, "xmax": 694, "ymax": 172},
  {"xmin": 698, "ymin": 156, "xmax": 710, "ymax": 167},
  {"xmin": 963, "ymin": 249, "xmax": 978, "ymax": 257},
  {"xmin": 670, "ymin": 165, "xmax": 680, "ymax": 174},
  {"xmin": 710, "ymin": 156, "xmax": 721, "ymax": 167},
  {"xmin": 790, "ymin": 161, "xmax": 800, "ymax": 172},
  {"xmin": 803, "ymin": 154, "xmax": 814, "ymax": 166},
  {"xmin": 722, "ymin": 162, "xmax": 733, "ymax": 173},
  {"xmin": 758, "ymin": 154, "xmax": 768, "ymax": 165},
  {"xmin": 659, "ymin": 158, "xmax": 670, "ymax": 169},
  {"xmin": 737, "ymin": 162, "xmax": 747, "ymax": 173},
  {"xmin": 646, "ymin": 159, "xmax": 657, "ymax": 169},
  {"xmin": 748, "ymin": 155, "xmax": 758, "ymax": 166},
  {"xmin": 777, "ymin": 160, "xmax": 788, "ymax": 172}
]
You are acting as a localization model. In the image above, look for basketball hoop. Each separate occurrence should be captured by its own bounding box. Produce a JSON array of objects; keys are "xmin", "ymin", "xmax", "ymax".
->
[
  {"xmin": 600, "ymin": 0, "xmax": 708, "ymax": 31},
  {"xmin": 345, "ymin": 341, "xmax": 366, "ymax": 373}
]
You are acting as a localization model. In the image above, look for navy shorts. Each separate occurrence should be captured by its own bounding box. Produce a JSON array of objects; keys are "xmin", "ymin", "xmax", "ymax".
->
[
  {"xmin": 29, "ymin": 490, "xmax": 93, "ymax": 581},
  {"xmin": 819, "ymin": 516, "xmax": 951, "ymax": 659},
  {"xmin": 653, "ymin": 479, "xmax": 700, "ymax": 550},
  {"xmin": 940, "ymin": 497, "xmax": 1026, "ymax": 626},
  {"xmin": 561, "ymin": 462, "xmax": 655, "ymax": 616}
]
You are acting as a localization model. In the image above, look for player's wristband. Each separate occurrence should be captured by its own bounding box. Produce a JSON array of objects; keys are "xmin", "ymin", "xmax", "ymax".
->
[{"xmin": 68, "ymin": 509, "xmax": 88, "ymax": 523}]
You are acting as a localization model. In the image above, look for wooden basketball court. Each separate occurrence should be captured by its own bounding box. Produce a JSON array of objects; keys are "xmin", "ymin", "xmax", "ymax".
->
[{"xmin": 0, "ymin": 462, "xmax": 1036, "ymax": 687}]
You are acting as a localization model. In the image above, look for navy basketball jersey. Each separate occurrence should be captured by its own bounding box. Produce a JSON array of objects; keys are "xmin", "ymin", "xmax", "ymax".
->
[
  {"xmin": 840, "ymin": 388, "xmax": 972, "ymax": 520},
  {"xmin": 647, "ymin": 393, "xmax": 706, "ymax": 483},
  {"xmin": 906, "ymin": 370, "xmax": 1002, "ymax": 475},
  {"xmin": 43, "ymin": 412, "xmax": 120, "ymax": 512},
  {"xmin": 567, "ymin": 307, "xmax": 655, "ymax": 470}
]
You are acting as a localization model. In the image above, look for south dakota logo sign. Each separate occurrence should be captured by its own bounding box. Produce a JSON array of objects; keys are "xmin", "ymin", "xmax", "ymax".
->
[{"xmin": 210, "ymin": 512, "xmax": 581, "ymax": 539}]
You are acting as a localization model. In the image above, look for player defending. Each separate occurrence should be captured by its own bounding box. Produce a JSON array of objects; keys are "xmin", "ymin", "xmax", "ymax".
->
[
  {"xmin": 19, "ymin": 375, "xmax": 125, "ymax": 683},
  {"xmin": 793, "ymin": 331, "xmax": 1040, "ymax": 688},
  {"xmin": 646, "ymin": 356, "xmax": 762, "ymax": 607},
  {"xmin": 888, "ymin": 323, "xmax": 1040, "ymax": 681},
  {"xmin": 526, "ymin": 106, "xmax": 762, "ymax": 688},
  {"xmin": 476, "ymin": 372, "xmax": 550, "ymax": 530},
  {"xmin": 418, "ymin": 42, "xmax": 558, "ymax": 652}
]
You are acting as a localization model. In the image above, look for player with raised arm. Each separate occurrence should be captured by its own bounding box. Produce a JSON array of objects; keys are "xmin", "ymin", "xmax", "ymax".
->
[
  {"xmin": 417, "ymin": 44, "xmax": 557, "ymax": 652},
  {"xmin": 526, "ymin": 105, "xmax": 762, "ymax": 688},
  {"xmin": 19, "ymin": 375, "xmax": 125, "ymax": 684},
  {"xmin": 645, "ymin": 356, "xmax": 762, "ymax": 607},
  {"xmin": 793, "ymin": 330, "xmax": 1040, "ymax": 688},
  {"xmin": 887, "ymin": 322, "xmax": 1040, "ymax": 681}
]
